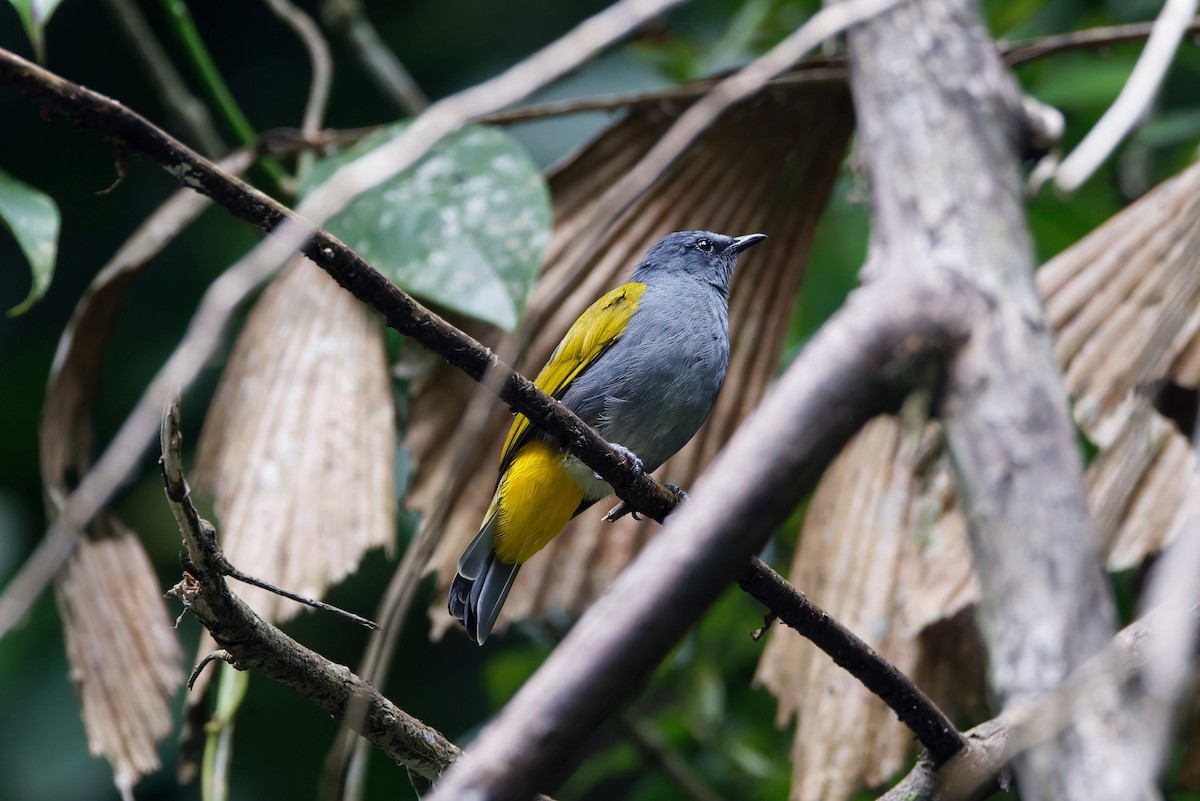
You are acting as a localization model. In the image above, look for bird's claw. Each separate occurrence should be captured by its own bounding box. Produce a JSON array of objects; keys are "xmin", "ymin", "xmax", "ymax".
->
[
  {"xmin": 664, "ymin": 483, "xmax": 689, "ymax": 504},
  {"xmin": 602, "ymin": 501, "xmax": 642, "ymax": 523},
  {"xmin": 593, "ymin": 443, "xmax": 644, "ymax": 482}
]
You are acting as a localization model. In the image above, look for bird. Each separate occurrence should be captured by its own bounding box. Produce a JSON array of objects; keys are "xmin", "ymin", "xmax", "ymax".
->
[{"xmin": 448, "ymin": 230, "xmax": 767, "ymax": 643}]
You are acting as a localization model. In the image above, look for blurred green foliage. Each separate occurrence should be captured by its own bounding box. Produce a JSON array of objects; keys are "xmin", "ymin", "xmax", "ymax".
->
[{"xmin": 1, "ymin": 1, "xmax": 1199, "ymax": 800}]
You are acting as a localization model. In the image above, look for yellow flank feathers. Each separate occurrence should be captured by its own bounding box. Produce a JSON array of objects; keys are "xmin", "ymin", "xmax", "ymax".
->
[
  {"xmin": 499, "ymin": 282, "xmax": 646, "ymax": 470},
  {"xmin": 492, "ymin": 441, "xmax": 584, "ymax": 564}
]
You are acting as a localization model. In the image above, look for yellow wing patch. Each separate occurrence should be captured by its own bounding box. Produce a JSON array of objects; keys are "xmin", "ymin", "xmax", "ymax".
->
[{"xmin": 498, "ymin": 281, "xmax": 646, "ymax": 470}]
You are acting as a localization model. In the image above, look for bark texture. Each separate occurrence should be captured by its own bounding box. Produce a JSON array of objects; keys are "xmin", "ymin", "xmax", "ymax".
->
[{"xmin": 845, "ymin": 1, "xmax": 1129, "ymax": 798}]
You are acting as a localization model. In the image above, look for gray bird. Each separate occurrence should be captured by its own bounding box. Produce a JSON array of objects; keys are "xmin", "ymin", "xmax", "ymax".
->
[{"xmin": 449, "ymin": 230, "xmax": 767, "ymax": 643}]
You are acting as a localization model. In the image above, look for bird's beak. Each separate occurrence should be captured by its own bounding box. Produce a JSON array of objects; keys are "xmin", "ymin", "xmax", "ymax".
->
[{"xmin": 730, "ymin": 233, "xmax": 767, "ymax": 254}]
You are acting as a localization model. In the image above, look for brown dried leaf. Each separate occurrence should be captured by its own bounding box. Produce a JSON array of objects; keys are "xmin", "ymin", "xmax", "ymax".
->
[
  {"xmin": 755, "ymin": 160, "xmax": 1200, "ymax": 801},
  {"xmin": 1042, "ymin": 161, "xmax": 1200, "ymax": 568},
  {"xmin": 55, "ymin": 522, "xmax": 183, "ymax": 800},
  {"xmin": 417, "ymin": 84, "xmax": 855, "ymax": 638},
  {"xmin": 754, "ymin": 417, "xmax": 980, "ymax": 800},
  {"xmin": 38, "ymin": 166, "xmax": 249, "ymax": 795},
  {"xmin": 40, "ymin": 170, "xmax": 243, "ymax": 497},
  {"xmin": 194, "ymin": 257, "xmax": 396, "ymax": 621}
]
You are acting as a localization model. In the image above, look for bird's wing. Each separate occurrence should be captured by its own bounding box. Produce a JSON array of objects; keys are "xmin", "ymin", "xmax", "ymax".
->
[{"xmin": 498, "ymin": 281, "xmax": 647, "ymax": 473}]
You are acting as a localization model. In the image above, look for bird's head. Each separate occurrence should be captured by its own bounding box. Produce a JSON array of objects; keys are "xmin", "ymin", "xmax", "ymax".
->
[{"xmin": 633, "ymin": 230, "xmax": 767, "ymax": 297}]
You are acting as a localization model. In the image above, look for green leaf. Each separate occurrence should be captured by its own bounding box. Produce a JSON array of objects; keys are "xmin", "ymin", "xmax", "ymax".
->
[
  {"xmin": 0, "ymin": 168, "xmax": 60, "ymax": 317},
  {"xmin": 8, "ymin": 0, "xmax": 65, "ymax": 61},
  {"xmin": 302, "ymin": 123, "xmax": 552, "ymax": 331}
]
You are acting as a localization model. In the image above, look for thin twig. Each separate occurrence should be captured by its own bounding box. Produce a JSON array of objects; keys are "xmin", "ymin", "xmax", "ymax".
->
[
  {"xmin": 261, "ymin": 0, "xmax": 332, "ymax": 139},
  {"xmin": 616, "ymin": 713, "xmax": 725, "ymax": 801},
  {"xmin": 476, "ymin": 18, "xmax": 1200, "ymax": 127},
  {"xmin": 1002, "ymin": 15, "xmax": 1200, "ymax": 66},
  {"xmin": 156, "ymin": 0, "xmax": 289, "ymax": 188},
  {"xmin": 188, "ymin": 649, "xmax": 236, "ymax": 690},
  {"xmin": 103, "ymin": 0, "xmax": 225, "ymax": 154},
  {"xmin": 159, "ymin": 398, "xmax": 463, "ymax": 781},
  {"xmin": 321, "ymin": 0, "xmax": 429, "ymax": 115},
  {"xmin": 1055, "ymin": 0, "xmax": 1199, "ymax": 191},
  {"xmin": 477, "ymin": 69, "xmax": 846, "ymax": 124},
  {"xmin": 224, "ymin": 568, "xmax": 377, "ymax": 629}
]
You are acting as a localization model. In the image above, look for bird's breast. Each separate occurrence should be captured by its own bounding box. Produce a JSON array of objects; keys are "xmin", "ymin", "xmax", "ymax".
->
[{"xmin": 568, "ymin": 281, "xmax": 730, "ymax": 477}]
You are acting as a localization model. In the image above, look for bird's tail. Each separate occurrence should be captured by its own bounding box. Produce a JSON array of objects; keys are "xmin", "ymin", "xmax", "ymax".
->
[{"xmin": 448, "ymin": 515, "xmax": 520, "ymax": 645}]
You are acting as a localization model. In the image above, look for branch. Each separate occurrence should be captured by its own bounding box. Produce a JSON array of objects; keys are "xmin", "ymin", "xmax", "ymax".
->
[
  {"xmin": 739, "ymin": 557, "xmax": 966, "ymax": 767},
  {"xmin": 158, "ymin": 399, "xmax": 460, "ymax": 781},
  {"xmin": 103, "ymin": 0, "xmax": 225, "ymax": 154},
  {"xmin": 423, "ymin": 272, "xmax": 972, "ymax": 800},
  {"xmin": 475, "ymin": 17, "xmax": 1200, "ymax": 125},
  {"xmin": 1055, "ymin": 0, "xmax": 1199, "ymax": 191},
  {"xmin": 1002, "ymin": 15, "xmax": 1200, "ymax": 66},
  {"xmin": 877, "ymin": 603, "xmax": 1200, "ymax": 801},
  {"xmin": 261, "ymin": 0, "xmax": 333, "ymax": 139},
  {"xmin": 320, "ymin": 0, "xmax": 429, "ymax": 115},
  {"xmin": 846, "ymin": 1, "xmax": 1133, "ymax": 799}
]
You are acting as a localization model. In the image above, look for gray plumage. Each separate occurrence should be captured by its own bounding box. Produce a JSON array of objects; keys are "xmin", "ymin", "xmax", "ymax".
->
[{"xmin": 450, "ymin": 230, "xmax": 766, "ymax": 643}]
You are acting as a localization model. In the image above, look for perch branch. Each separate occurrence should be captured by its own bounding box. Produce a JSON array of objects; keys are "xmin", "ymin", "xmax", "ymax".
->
[{"xmin": 740, "ymin": 557, "xmax": 966, "ymax": 766}]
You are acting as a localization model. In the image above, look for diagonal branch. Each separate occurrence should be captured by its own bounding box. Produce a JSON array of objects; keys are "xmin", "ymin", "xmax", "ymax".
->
[{"xmin": 740, "ymin": 557, "xmax": 966, "ymax": 766}]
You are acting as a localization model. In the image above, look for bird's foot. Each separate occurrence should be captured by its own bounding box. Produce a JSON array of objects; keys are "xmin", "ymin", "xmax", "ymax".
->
[
  {"xmin": 603, "ymin": 482, "xmax": 688, "ymax": 523},
  {"xmin": 664, "ymin": 483, "xmax": 689, "ymax": 504},
  {"xmin": 593, "ymin": 443, "xmax": 643, "ymax": 482}
]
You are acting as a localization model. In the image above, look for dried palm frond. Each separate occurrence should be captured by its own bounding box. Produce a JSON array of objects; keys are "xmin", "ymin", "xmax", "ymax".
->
[
  {"xmin": 56, "ymin": 521, "xmax": 183, "ymax": 801},
  {"xmin": 194, "ymin": 257, "xmax": 396, "ymax": 622}
]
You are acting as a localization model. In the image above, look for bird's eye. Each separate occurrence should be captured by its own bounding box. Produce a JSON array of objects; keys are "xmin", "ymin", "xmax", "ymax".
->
[{"xmin": 695, "ymin": 238, "xmax": 713, "ymax": 252}]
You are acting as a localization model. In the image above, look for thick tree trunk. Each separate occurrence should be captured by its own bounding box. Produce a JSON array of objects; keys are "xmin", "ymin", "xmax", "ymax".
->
[{"xmin": 844, "ymin": 0, "xmax": 1135, "ymax": 799}]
